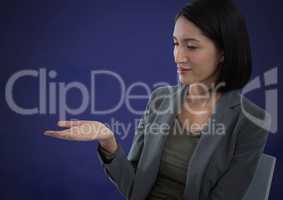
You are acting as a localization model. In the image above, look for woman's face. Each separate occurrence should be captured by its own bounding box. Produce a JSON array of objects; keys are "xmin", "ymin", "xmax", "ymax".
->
[{"xmin": 173, "ymin": 16, "xmax": 224, "ymax": 87}]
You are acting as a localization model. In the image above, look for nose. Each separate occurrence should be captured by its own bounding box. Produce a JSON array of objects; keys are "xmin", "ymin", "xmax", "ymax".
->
[{"xmin": 174, "ymin": 46, "xmax": 189, "ymax": 64}]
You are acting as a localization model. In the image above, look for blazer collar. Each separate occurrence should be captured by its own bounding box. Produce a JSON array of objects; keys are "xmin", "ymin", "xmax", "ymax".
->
[{"xmin": 178, "ymin": 84, "xmax": 242, "ymax": 111}]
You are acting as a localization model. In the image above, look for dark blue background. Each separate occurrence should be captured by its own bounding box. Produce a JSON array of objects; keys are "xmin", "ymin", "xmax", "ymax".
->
[{"xmin": 1, "ymin": 0, "xmax": 282, "ymax": 199}]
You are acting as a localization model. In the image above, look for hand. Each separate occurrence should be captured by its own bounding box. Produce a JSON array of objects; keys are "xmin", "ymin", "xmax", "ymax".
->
[{"xmin": 44, "ymin": 120, "xmax": 114, "ymax": 142}]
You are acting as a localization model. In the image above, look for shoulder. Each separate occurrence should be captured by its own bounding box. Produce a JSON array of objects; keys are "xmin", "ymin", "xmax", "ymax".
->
[
  {"xmin": 233, "ymin": 93, "xmax": 271, "ymax": 137},
  {"xmin": 239, "ymin": 95, "xmax": 268, "ymax": 121},
  {"xmin": 150, "ymin": 84, "xmax": 179, "ymax": 99},
  {"xmin": 145, "ymin": 85, "xmax": 178, "ymax": 114}
]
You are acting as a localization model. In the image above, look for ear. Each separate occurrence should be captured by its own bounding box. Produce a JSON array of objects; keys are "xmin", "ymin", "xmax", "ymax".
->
[{"xmin": 219, "ymin": 51, "xmax": 224, "ymax": 63}]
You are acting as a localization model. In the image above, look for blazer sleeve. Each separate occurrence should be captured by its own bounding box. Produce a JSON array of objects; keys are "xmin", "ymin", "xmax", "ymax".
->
[
  {"xmin": 96, "ymin": 88, "xmax": 157, "ymax": 199},
  {"xmin": 208, "ymin": 117, "xmax": 269, "ymax": 200}
]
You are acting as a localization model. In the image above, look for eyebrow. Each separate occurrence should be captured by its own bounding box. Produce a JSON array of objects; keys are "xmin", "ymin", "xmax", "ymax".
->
[{"xmin": 173, "ymin": 36, "xmax": 200, "ymax": 43}]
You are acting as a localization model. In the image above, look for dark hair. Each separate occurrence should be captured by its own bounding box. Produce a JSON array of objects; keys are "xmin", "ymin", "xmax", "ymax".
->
[{"xmin": 175, "ymin": 0, "xmax": 252, "ymax": 93}]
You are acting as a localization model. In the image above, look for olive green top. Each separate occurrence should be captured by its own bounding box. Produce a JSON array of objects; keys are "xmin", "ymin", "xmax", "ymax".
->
[{"xmin": 147, "ymin": 116, "xmax": 201, "ymax": 200}]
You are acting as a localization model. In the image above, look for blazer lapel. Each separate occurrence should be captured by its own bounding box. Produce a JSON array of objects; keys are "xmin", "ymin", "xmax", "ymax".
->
[
  {"xmin": 132, "ymin": 84, "xmax": 188, "ymax": 199},
  {"xmin": 183, "ymin": 89, "xmax": 241, "ymax": 200}
]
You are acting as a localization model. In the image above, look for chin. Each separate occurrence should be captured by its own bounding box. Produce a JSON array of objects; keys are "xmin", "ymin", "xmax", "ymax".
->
[{"xmin": 178, "ymin": 77, "xmax": 193, "ymax": 85}]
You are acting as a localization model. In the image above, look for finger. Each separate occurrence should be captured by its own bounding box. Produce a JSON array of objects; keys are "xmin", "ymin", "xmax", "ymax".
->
[
  {"xmin": 44, "ymin": 126, "xmax": 96, "ymax": 141},
  {"xmin": 44, "ymin": 130, "xmax": 75, "ymax": 140},
  {"xmin": 57, "ymin": 120, "xmax": 93, "ymax": 128}
]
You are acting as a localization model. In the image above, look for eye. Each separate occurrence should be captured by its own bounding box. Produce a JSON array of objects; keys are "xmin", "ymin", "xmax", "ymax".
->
[
  {"xmin": 186, "ymin": 42, "xmax": 198, "ymax": 50},
  {"xmin": 173, "ymin": 42, "xmax": 178, "ymax": 46},
  {"xmin": 187, "ymin": 45, "xmax": 198, "ymax": 50}
]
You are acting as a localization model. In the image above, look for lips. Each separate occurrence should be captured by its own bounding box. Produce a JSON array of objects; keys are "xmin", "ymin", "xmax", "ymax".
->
[{"xmin": 177, "ymin": 66, "xmax": 192, "ymax": 73}]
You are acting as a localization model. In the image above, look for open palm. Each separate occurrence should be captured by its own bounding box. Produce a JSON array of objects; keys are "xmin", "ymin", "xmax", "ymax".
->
[{"xmin": 44, "ymin": 120, "xmax": 114, "ymax": 142}]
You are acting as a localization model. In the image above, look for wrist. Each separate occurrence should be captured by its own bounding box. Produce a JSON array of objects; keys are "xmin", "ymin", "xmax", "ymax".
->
[{"xmin": 99, "ymin": 136, "xmax": 118, "ymax": 154}]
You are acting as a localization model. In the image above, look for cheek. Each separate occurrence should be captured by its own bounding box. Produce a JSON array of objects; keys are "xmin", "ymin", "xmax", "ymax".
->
[
  {"xmin": 173, "ymin": 49, "xmax": 177, "ymax": 59},
  {"xmin": 191, "ymin": 50, "xmax": 219, "ymax": 74}
]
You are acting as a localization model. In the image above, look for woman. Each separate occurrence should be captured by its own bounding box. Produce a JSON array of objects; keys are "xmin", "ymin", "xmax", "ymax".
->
[{"xmin": 44, "ymin": 0, "xmax": 270, "ymax": 199}]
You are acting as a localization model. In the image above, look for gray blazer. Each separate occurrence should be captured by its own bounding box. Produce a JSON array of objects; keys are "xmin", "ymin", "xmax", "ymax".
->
[{"xmin": 97, "ymin": 84, "xmax": 269, "ymax": 200}]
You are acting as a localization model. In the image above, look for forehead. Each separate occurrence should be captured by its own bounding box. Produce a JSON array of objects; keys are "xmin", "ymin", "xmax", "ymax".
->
[{"xmin": 173, "ymin": 16, "xmax": 204, "ymax": 40}]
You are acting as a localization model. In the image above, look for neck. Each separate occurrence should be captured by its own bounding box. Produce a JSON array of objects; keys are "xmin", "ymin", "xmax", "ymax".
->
[{"xmin": 186, "ymin": 81, "xmax": 220, "ymax": 106}]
